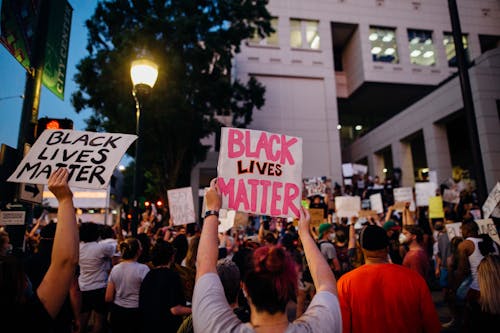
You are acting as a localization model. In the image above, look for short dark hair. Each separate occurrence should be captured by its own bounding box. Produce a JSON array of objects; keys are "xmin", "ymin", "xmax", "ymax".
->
[
  {"xmin": 150, "ymin": 239, "xmax": 175, "ymax": 267},
  {"xmin": 79, "ymin": 222, "xmax": 99, "ymax": 243},
  {"xmin": 404, "ymin": 225, "xmax": 424, "ymax": 244}
]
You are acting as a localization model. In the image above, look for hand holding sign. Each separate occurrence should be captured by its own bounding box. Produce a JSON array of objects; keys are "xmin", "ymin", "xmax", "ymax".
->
[
  {"xmin": 8, "ymin": 130, "xmax": 137, "ymax": 189},
  {"xmin": 217, "ymin": 127, "xmax": 303, "ymax": 218}
]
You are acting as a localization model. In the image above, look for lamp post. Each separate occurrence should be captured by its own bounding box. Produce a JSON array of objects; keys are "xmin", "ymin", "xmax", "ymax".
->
[{"xmin": 130, "ymin": 58, "xmax": 158, "ymax": 236}]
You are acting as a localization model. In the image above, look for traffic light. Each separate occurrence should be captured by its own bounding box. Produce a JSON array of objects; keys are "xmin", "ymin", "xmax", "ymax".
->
[{"xmin": 36, "ymin": 117, "xmax": 74, "ymax": 139}]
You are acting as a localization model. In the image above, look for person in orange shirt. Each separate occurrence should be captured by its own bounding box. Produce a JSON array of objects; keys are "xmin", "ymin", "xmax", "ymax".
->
[{"xmin": 337, "ymin": 224, "xmax": 441, "ymax": 333}]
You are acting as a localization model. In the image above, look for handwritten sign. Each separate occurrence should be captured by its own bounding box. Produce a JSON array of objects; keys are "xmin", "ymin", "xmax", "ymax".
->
[
  {"xmin": 443, "ymin": 189, "xmax": 460, "ymax": 204},
  {"xmin": 7, "ymin": 130, "xmax": 136, "ymax": 189},
  {"xmin": 369, "ymin": 193, "xmax": 384, "ymax": 214},
  {"xmin": 167, "ymin": 187, "xmax": 196, "ymax": 225},
  {"xmin": 415, "ymin": 182, "xmax": 437, "ymax": 207},
  {"xmin": 309, "ymin": 208, "xmax": 325, "ymax": 227},
  {"xmin": 352, "ymin": 163, "xmax": 368, "ymax": 175},
  {"xmin": 303, "ymin": 176, "xmax": 327, "ymax": 198},
  {"xmin": 0, "ymin": 211, "xmax": 26, "ymax": 225},
  {"xmin": 429, "ymin": 196, "xmax": 445, "ymax": 219},
  {"xmin": 393, "ymin": 187, "xmax": 415, "ymax": 211},
  {"xmin": 445, "ymin": 222, "xmax": 463, "ymax": 240},
  {"xmin": 358, "ymin": 210, "xmax": 378, "ymax": 218},
  {"xmin": 218, "ymin": 209, "xmax": 236, "ymax": 233},
  {"xmin": 483, "ymin": 182, "xmax": 500, "ymax": 218},
  {"xmin": 335, "ymin": 196, "xmax": 361, "ymax": 218},
  {"xmin": 342, "ymin": 163, "xmax": 354, "ymax": 177},
  {"xmin": 476, "ymin": 218, "xmax": 500, "ymax": 245},
  {"xmin": 217, "ymin": 127, "xmax": 303, "ymax": 218}
]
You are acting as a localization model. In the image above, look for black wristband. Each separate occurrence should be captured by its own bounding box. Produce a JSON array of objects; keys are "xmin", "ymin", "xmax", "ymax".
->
[{"xmin": 204, "ymin": 210, "xmax": 219, "ymax": 219}]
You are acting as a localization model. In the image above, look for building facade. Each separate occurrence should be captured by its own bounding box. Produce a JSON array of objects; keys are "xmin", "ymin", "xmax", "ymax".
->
[{"xmin": 192, "ymin": 0, "xmax": 500, "ymax": 217}]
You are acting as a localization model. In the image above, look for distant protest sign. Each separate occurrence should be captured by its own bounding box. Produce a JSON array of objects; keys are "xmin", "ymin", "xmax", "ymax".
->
[
  {"xmin": 217, "ymin": 127, "xmax": 303, "ymax": 218},
  {"xmin": 393, "ymin": 187, "xmax": 415, "ymax": 211},
  {"xmin": 167, "ymin": 187, "xmax": 196, "ymax": 226},
  {"xmin": 482, "ymin": 182, "xmax": 500, "ymax": 218},
  {"xmin": 369, "ymin": 193, "xmax": 384, "ymax": 214},
  {"xmin": 309, "ymin": 208, "xmax": 325, "ymax": 227},
  {"xmin": 429, "ymin": 196, "xmax": 444, "ymax": 219},
  {"xmin": 476, "ymin": 218, "xmax": 500, "ymax": 245},
  {"xmin": 445, "ymin": 222, "xmax": 462, "ymax": 240},
  {"xmin": 443, "ymin": 189, "xmax": 460, "ymax": 204},
  {"xmin": 335, "ymin": 196, "xmax": 361, "ymax": 218},
  {"xmin": 303, "ymin": 176, "xmax": 327, "ymax": 198},
  {"xmin": 218, "ymin": 209, "xmax": 236, "ymax": 233},
  {"xmin": 8, "ymin": 129, "xmax": 136, "ymax": 189},
  {"xmin": 415, "ymin": 182, "xmax": 437, "ymax": 207}
]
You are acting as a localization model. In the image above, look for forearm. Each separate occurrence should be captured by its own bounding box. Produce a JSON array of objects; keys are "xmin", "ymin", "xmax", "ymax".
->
[
  {"xmin": 170, "ymin": 305, "xmax": 192, "ymax": 316},
  {"xmin": 52, "ymin": 198, "xmax": 79, "ymax": 268},
  {"xmin": 299, "ymin": 231, "xmax": 337, "ymax": 295},
  {"xmin": 196, "ymin": 215, "xmax": 219, "ymax": 280}
]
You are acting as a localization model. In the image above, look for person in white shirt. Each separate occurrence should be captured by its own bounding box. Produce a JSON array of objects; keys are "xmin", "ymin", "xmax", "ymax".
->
[{"xmin": 78, "ymin": 222, "xmax": 117, "ymax": 333}]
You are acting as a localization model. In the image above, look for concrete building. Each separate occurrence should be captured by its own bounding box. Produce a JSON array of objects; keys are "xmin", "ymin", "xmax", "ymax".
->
[{"xmin": 192, "ymin": 0, "xmax": 500, "ymax": 217}]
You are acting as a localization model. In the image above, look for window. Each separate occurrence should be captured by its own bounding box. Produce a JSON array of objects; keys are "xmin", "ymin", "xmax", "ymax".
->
[
  {"xmin": 369, "ymin": 26, "xmax": 399, "ymax": 64},
  {"xmin": 408, "ymin": 29, "xmax": 436, "ymax": 66},
  {"xmin": 290, "ymin": 19, "xmax": 320, "ymax": 49},
  {"xmin": 443, "ymin": 33, "xmax": 469, "ymax": 67},
  {"xmin": 248, "ymin": 18, "xmax": 279, "ymax": 47}
]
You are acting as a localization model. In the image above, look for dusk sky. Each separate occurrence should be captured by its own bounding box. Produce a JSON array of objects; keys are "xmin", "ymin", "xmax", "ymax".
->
[{"xmin": 0, "ymin": 1, "xmax": 130, "ymax": 166}]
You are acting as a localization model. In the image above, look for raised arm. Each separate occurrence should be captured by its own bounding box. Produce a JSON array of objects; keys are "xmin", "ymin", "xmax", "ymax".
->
[
  {"xmin": 298, "ymin": 207, "xmax": 337, "ymax": 295},
  {"xmin": 195, "ymin": 178, "xmax": 221, "ymax": 281},
  {"xmin": 37, "ymin": 168, "xmax": 79, "ymax": 318}
]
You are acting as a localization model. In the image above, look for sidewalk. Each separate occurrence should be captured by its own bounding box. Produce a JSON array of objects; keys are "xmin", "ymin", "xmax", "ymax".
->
[{"xmin": 432, "ymin": 289, "xmax": 460, "ymax": 333}]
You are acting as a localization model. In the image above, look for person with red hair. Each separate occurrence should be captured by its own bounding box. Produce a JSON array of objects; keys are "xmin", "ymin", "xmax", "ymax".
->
[{"xmin": 192, "ymin": 178, "xmax": 342, "ymax": 332}]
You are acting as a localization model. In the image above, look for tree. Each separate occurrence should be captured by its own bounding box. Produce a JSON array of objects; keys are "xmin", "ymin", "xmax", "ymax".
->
[{"xmin": 72, "ymin": 0, "xmax": 273, "ymax": 200}]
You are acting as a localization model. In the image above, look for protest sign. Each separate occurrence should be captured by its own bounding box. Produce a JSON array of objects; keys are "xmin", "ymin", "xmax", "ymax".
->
[
  {"xmin": 445, "ymin": 222, "xmax": 462, "ymax": 240},
  {"xmin": 309, "ymin": 208, "xmax": 325, "ymax": 227},
  {"xmin": 352, "ymin": 164, "xmax": 368, "ymax": 175},
  {"xmin": 393, "ymin": 187, "xmax": 415, "ymax": 211},
  {"xmin": 335, "ymin": 196, "xmax": 361, "ymax": 218},
  {"xmin": 303, "ymin": 176, "xmax": 327, "ymax": 198},
  {"xmin": 7, "ymin": 129, "xmax": 136, "ymax": 189},
  {"xmin": 167, "ymin": 187, "xmax": 196, "ymax": 226},
  {"xmin": 443, "ymin": 189, "xmax": 460, "ymax": 204},
  {"xmin": 476, "ymin": 219, "xmax": 500, "ymax": 245},
  {"xmin": 369, "ymin": 193, "xmax": 384, "ymax": 214},
  {"xmin": 429, "ymin": 196, "xmax": 444, "ymax": 219},
  {"xmin": 341, "ymin": 163, "xmax": 354, "ymax": 177},
  {"xmin": 0, "ymin": 210, "xmax": 26, "ymax": 225},
  {"xmin": 415, "ymin": 182, "xmax": 437, "ymax": 207},
  {"xmin": 482, "ymin": 182, "xmax": 500, "ymax": 218},
  {"xmin": 217, "ymin": 127, "xmax": 303, "ymax": 218},
  {"xmin": 218, "ymin": 209, "xmax": 236, "ymax": 233},
  {"xmin": 358, "ymin": 210, "xmax": 378, "ymax": 218}
]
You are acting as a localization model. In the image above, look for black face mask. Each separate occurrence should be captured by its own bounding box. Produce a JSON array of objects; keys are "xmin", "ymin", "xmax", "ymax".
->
[{"xmin": 434, "ymin": 224, "xmax": 444, "ymax": 231}]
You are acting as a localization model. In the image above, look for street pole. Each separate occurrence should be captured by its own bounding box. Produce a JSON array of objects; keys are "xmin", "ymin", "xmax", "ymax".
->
[
  {"xmin": 17, "ymin": 0, "xmax": 51, "ymax": 153},
  {"xmin": 447, "ymin": 0, "xmax": 487, "ymax": 207},
  {"xmin": 131, "ymin": 87, "xmax": 147, "ymax": 236}
]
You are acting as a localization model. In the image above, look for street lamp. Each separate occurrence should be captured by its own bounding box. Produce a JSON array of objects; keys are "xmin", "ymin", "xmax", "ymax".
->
[{"xmin": 130, "ymin": 57, "xmax": 158, "ymax": 236}]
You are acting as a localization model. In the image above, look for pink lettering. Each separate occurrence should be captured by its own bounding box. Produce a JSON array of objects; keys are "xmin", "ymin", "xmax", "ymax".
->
[
  {"xmin": 259, "ymin": 180, "xmax": 271, "ymax": 214},
  {"xmin": 270, "ymin": 182, "xmax": 283, "ymax": 215},
  {"xmin": 227, "ymin": 129, "xmax": 244, "ymax": 158},
  {"xmin": 217, "ymin": 177, "xmax": 235, "ymax": 208},
  {"xmin": 247, "ymin": 179, "xmax": 259, "ymax": 211},
  {"xmin": 283, "ymin": 183, "xmax": 300, "ymax": 217},
  {"xmin": 269, "ymin": 134, "xmax": 280, "ymax": 161},
  {"xmin": 245, "ymin": 130, "xmax": 259, "ymax": 158},
  {"xmin": 279, "ymin": 135, "xmax": 298, "ymax": 165},
  {"xmin": 235, "ymin": 179, "xmax": 250, "ymax": 211}
]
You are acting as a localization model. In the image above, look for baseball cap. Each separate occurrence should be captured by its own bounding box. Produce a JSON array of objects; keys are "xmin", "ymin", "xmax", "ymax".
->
[
  {"xmin": 360, "ymin": 225, "xmax": 389, "ymax": 250},
  {"xmin": 383, "ymin": 220, "xmax": 401, "ymax": 231},
  {"xmin": 318, "ymin": 223, "xmax": 333, "ymax": 240}
]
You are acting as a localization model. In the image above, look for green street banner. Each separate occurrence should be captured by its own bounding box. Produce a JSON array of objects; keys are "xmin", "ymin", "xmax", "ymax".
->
[
  {"xmin": 0, "ymin": 0, "xmax": 40, "ymax": 71},
  {"xmin": 42, "ymin": 0, "xmax": 72, "ymax": 100},
  {"xmin": 0, "ymin": 0, "xmax": 72, "ymax": 100}
]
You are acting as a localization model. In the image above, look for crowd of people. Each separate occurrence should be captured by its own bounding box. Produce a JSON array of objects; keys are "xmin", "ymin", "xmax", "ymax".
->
[{"xmin": 1, "ymin": 168, "xmax": 500, "ymax": 332}]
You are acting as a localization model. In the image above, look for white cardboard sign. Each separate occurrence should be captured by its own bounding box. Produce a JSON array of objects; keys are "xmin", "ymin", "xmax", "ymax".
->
[
  {"xmin": 0, "ymin": 211, "xmax": 26, "ymax": 225},
  {"xmin": 369, "ymin": 193, "xmax": 384, "ymax": 214},
  {"xmin": 217, "ymin": 127, "xmax": 303, "ymax": 218},
  {"xmin": 335, "ymin": 196, "xmax": 361, "ymax": 218},
  {"xmin": 482, "ymin": 182, "xmax": 500, "ymax": 218},
  {"xmin": 393, "ymin": 187, "xmax": 416, "ymax": 211},
  {"xmin": 445, "ymin": 222, "xmax": 463, "ymax": 240},
  {"xmin": 443, "ymin": 189, "xmax": 460, "ymax": 204},
  {"xmin": 167, "ymin": 187, "xmax": 196, "ymax": 225},
  {"xmin": 8, "ymin": 130, "xmax": 136, "ymax": 189},
  {"xmin": 415, "ymin": 182, "xmax": 437, "ymax": 207},
  {"xmin": 476, "ymin": 218, "xmax": 500, "ymax": 245}
]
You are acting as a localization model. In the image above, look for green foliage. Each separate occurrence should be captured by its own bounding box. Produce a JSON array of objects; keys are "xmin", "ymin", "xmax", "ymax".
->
[{"xmin": 72, "ymin": 0, "xmax": 273, "ymax": 198}]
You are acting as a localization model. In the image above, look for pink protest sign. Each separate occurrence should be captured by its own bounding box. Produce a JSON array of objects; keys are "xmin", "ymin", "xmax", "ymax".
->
[{"xmin": 217, "ymin": 127, "xmax": 303, "ymax": 218}]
